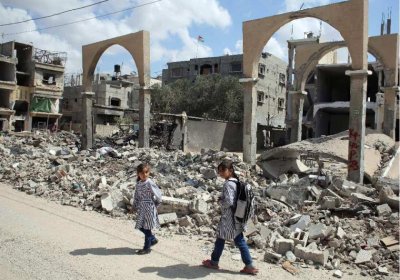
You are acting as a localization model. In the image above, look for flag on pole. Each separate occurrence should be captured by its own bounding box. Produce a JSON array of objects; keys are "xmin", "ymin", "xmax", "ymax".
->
[{"xmin": 197, "ymin": 35, "xmax": 204, "ymax": 43}]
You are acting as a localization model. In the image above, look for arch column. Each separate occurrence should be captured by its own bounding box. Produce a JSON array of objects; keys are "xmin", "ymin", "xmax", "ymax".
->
[
  {"xmin": 289, "ymin": 90, "xmax": 307, "ymax": 143},
  {"xmin": 345, "ymin": 69, "xmax": 371, "ymax": 183},
  {"xmin": 139, "ymin": 87, "xmax": 151, "ymax": 148},
  {"xmin": 240, "ymin": 78, "xmax": 258, "ymax": 165},
  {"xmin": 383, "ymin": 86, "xmax": 399, "ymax": 139},
  {"xmin": 81, "ymin": 92, "xmax": 95, "ymax": 150},
  {"xmin": 375, "ymin": 92, "xmax": 384, "ymax": 132}
]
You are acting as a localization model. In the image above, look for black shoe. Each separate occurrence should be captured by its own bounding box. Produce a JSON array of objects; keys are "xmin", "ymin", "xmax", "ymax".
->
[
  {"xmin": 137, "ymin": 248, "xmax": 151, "ymax": 255},
  {"xmin": 151, "ymin": 239, "xmax": 158, "ymax": 246}
]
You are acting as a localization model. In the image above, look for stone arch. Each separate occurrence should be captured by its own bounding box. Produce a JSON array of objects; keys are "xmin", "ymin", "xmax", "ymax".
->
[
  {"xmin": 296, "ymin": 39, "xmax": 392, "ymax": 91},
  {"xmin": 81, "ymin": 31, "xmax": 151, "ymax": 149},
  {"xmin": 242, "ymin": 0, "xmax": 369, "ymax": 184},
  {"xmin": 243, "ymin": 0, "xmax": 368, "ymax": 79},
  {"xmin": 82, "ymin": 31, "xmax": 150, "ymax": 92}
]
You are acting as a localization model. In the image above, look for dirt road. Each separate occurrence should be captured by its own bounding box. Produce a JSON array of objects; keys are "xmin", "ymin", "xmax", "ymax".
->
[{"xmin": 0, "ymin": 183, "xmax": 377, "ymax": 280}]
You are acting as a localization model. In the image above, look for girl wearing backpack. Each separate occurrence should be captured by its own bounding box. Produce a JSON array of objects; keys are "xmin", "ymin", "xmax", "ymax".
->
[
  {"xmin": 202, "ymin": 160, "xmax": 259, "ymax": 275},
  {"xmin": 133, "ymin": 163, "xmax": 162, "ymax": 255}
]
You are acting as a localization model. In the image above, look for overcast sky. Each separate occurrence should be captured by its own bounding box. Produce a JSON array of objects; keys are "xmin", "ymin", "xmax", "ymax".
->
[{"xmin": 1, "ymin": 0, "xmax": 398, "ymax": 76}]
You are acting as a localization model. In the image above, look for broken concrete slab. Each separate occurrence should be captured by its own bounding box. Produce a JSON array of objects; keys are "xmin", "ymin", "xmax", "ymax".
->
[
  {"xmin": 379, "ymin": 186, "xmax": 400, "ymax": 210},
  {"xmin": 158, "ymin": 213, "xmax": 178, "ymax": 225},
  {"xmin": 289, "ymin": 215, "xmax": 311, "ymax": 232},
  {"xmin": 354, "ymin": 249, "xmax": 373, "ymax": 264},
  {"xmin": 274, "ymin": 238, "xmax": 294, "ymax": 255},
  {"xmin": 319, "ymin": 196, "xmax": 341, "ymax": 210},
  {"xmin": 264, "ymin": 250, "xmax": 282, "ymax": 264},
  {"xmin": 100, "ymin": 189, "xmax": 124, "ymax": 212},
  {"xmin": 294, "ymin": 244, "xmax": 329, "ymax": 265},
  {"xmin": 258, "ymin": 158, "xmax": 309, "ymax": 179},
  {"xmin": 376, "ymin": 203, "xmax": 392, "ymax": 216},
  {"xmin": 158, "ymin": 196, "xmax": 190, "ymax": 216},
  {"xmin": 189, "ymin": 198, "xmax": 208, "ymax": 214},
  {"xmin": 350, "ymin": 193, "xmax": 377, "ymax": 204},
  {"xmin": 308, "ymin": 223, "xmax": 329, "ymax": 240}
]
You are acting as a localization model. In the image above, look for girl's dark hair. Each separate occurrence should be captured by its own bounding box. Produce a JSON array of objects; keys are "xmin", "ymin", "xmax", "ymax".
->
[
  {"xmin": 217, "ymin": 160, "xmax": 239, "ymax": 180},
  {"xmin": 137, "ymin": 163, "xmax": 150, "ymax": 182}
]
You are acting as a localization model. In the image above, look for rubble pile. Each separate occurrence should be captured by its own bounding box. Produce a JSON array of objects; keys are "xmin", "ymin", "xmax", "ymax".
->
[{"xmin": 0, "ymin": 131, "xmax": 398, "ymax": 277}]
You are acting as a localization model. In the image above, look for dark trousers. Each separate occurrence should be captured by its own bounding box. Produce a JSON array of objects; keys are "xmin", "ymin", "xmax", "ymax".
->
[
  {"xmin": 139, "ymin": 228, "xmax": 156, "ymax": 250},
  {"xmin": 211, "ymin": 233, "xmax": 252, "ymax": 266}
]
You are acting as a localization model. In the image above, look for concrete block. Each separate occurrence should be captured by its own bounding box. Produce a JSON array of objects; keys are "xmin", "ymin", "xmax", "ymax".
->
[
  {"xmin": 264, "ymin": 250, "xmax": 282, "ymax": 264},
  {"xmin": 336, "ymin": 227, "xmax": 347, "ymax": 239},
  {"xmin": 158, "ymin": 212, "xmax": 177, "ymax": 225},
  {"xmin": 294, "ymin": 244, "xmax": 329, "ymax": 265},
  {"xmin": 319, "ymin": 196, "xmax": 341, "ymax": 210},
  {"xmin": 158, "ymin": 196, "xmax": 190, "ymax": 216},
  {"xmin": 354, "ymin": 249, "xmax": 373, "ymax": 264},
  {"xmin": 290, "ymin": 230, "xmax": 308, "ymax": 247},
  {"xmin": 289, "ymin": 215, "xmax": 311, "ymax": 232},
  {"xmin": 308, "ymin": 223, "xmax": 329, "ymax": 240},
  {"xmin": 274, "ymin": 238, "xmax": 294, "ymax": 255},
  {"xmin": 376, "ymin": 203, "xmax": 392, "ymax": 216},
  {"xmin": 189, "ymin": 199, "xmax": 208, "ymax": 214}
]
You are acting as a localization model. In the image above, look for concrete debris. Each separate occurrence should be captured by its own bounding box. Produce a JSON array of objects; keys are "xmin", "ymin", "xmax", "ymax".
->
[
  {"xmin": 158, "ymin": 213, "xmax": 178, "ymax": 225},
  {"xmin": 0, "ymin": 131, "xmax": 398, "ymax": 277},
  {"xmin": 333, "ymin": 270, "xmax": 343, "ymax": 278},
  {"xmin": 274, "ymin": 238, "xmax": 294, "ymax": 255},
  {"xmin": 264, "ymin": 250, "xmax": 282, "ymax": 264},
  {"xmin": 354, "ymin": 249, "xmax": 373, "ymax": 264},
  {"xmin": 376, "ymin": 203, "xmax": 392, "ymax": 216}
]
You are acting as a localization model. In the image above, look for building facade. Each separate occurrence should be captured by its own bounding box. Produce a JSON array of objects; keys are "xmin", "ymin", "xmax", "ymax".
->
[
  {"xmin": 61, "ymin": 72, "xmax": 161, "ymax": 130},
  {"xmin": 162, "ymin": 53, "xmax": 288, "ymax": 147},
  {"xmin": 0, "ymin": 41, "xmax": 66, "ymax": 132}
]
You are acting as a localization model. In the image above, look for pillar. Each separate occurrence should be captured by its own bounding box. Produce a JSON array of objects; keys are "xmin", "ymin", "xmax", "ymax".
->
[
  {"xmin": 139, "ymin": 87, "xmax": 150, "ymax": 148},
  {"xmin": 375, "ymin": 92, "xmax": 384, "ymax": 132},
  {"xmin": 345, "ymin": 70, "xmax": 371, "ymax": 183},
  {"xmin": 181, "ymin": 111, "xmax": 188, "ymax": 152},
  {"xmin": 289, "ymin": 90, "xmax": 307, "ymax": 143},
  {"xmin": 240, "ymin": 78, "xmax": 258, "ymax": 165},
  {"xmin": 81, "ymin": 92, "xmax": 94, "ymax": 150},
  {"xmin": 383, "ymin": 86, "xmax": 399, "ymax": 139}
]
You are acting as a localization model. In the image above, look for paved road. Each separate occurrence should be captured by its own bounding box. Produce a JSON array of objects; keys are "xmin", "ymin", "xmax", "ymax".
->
[{"xmin": 0, "ymin": 183, "xmax": 373, "ymax": 280}]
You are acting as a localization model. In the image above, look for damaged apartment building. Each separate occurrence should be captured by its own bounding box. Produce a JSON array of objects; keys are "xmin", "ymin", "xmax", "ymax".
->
[
  {"xmin": 61, "ymin": 65, "xmax": 161, "ymax": 130},
  {"xmin": 287, "ymin": 31, "xmax": 400, "ymax": 141},
  {"xmin": 162, "ymin": 53, "xmax": 288, "ymax": 148},
  {"xmin": 0, "ymin": 41, "xmax": 66, "ymax": 132}
]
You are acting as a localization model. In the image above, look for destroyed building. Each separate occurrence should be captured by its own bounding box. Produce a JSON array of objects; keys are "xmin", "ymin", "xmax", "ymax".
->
[
  {"xmin": 61, "ymin": 66, "xmax": 161, "ymax": 131},
  {"xmin": 162, "ymin": 53, "xmax": 288, "ymax": 147},
  {"xmin": 0, "ymin": 41, "xmax": 66, "ymax": 132},
  {"xmin": 288, "ymin": 33, "xmax": 400, "ymax": 142}
]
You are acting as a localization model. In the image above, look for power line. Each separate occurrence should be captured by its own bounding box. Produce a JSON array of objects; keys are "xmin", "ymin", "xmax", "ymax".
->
[
  {"xmin": 1, "ymin": 0, "xmax": 162, "ymax": 37},
  {"xmin": 0, "ymin": 0, "xmax": 110, "ymax": 27}
]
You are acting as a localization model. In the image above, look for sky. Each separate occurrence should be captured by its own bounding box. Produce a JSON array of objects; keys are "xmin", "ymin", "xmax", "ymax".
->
[{"xmin": 0, "ymin": 0, "xmax": 398, "ymax": 77}]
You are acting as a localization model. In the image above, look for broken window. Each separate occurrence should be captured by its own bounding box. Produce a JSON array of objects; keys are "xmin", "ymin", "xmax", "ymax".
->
[
  {"xmin": 43, "ymin": 73, "xmax": 56, "ymax": 85},
  {"xmin": 110, "ymin": 97, "xmax": 121, "ymax": 107},
  {"xmin": 171, "ymin": 68, "xmax": 183, "ymax": 78},
  {"xmin": 230, "ymin": 62, "xmax": 242, "ymax": 73},
  {"xmin": 200, "ymin": 64, "xmax": 212, "ymax": 75},
  {"xmin": 258, "ymin": 64, "xmax": 266, "ymax": 77},
  {"xmin": 257, "ymin": 91, "xmax": 265, "ymax": 104},
  {"xmin": 279, "ymin": 73, "xmax": 286, "ymax": 85},
  {"xmin": 278, "ymin": 98, "xmax": 285, "ymax": 109}
]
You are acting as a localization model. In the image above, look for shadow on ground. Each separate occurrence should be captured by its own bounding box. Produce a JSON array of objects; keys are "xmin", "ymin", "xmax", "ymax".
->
[
  {"xmin": 139, "ymin": 264, "xmax": 240, "ymax": 279},
  {"xmin": 70, "ymin": 247, "xmax": 138, "ymax": 256}
]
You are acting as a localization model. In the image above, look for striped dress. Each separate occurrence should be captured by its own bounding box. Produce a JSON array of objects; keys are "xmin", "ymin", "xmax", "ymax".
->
[
  {"xmin": 216, "ymin": 178, "xmax": 246, "ymax": 240},
  {"xmin": 133, "ymin": 178, "xmax": 162, "ymax": 230}
]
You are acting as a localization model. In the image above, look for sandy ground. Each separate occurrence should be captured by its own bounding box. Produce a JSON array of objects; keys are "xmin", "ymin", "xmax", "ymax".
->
[{"xmin": 0, "ymin": 183, "xmax": 392, "ymax": 280}]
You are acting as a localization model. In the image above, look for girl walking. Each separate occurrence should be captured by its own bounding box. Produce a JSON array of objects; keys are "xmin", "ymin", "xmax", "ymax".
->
[
  {"xmin": 133, "ymin": 163, "xmax": 162, "ymax": 255},
  {"xmin": 202, "ymin": 160, "xmax": 259, "ymax": 275}
]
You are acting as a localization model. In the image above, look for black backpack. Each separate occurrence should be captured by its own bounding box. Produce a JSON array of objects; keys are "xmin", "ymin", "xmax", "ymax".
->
[{"xmin": 229, "ymin": 180, "xmax": 256, "ymax": 224}]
